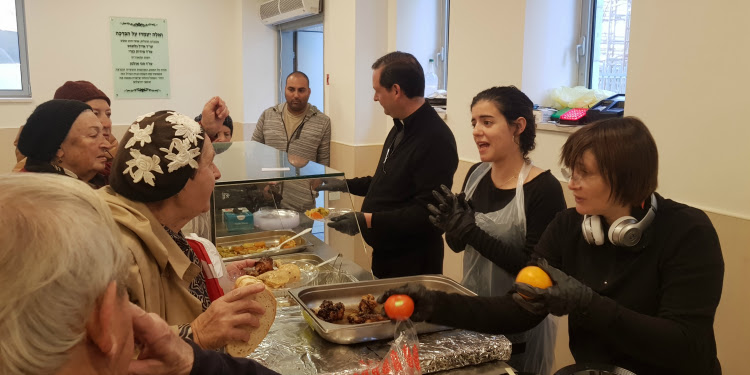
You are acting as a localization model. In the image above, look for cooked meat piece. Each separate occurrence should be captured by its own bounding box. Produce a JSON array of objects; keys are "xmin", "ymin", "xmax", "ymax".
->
[
  {"xmin": 347, "ymin": 312, "xmax": 387, "ymax": 324},
  {"xmin": 255, "ymin": 257, "xmax": 274, "ymax": 275},
  {"xmin": 316, "ymin": 300, "xmax": 345, "ymax": 323},
  {"xmin": 361, "ymin": 313, "xmax": 388, "ymax": 323},
  {"xmin": 358, "ymin": 294, "xmax": 378, "ymax": 314},
  {"xmin": 246, "ymin": 268, "xmax": 260, "ymax": 277},
  {"xmin": 347, "ymin": 313, "xmax": 366, "ymax": 324}
]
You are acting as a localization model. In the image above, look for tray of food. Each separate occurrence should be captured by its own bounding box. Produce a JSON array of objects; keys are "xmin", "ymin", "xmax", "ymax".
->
[
  {"xmin": 288, "ymin": 275, "xmax": 476, "ymax": 344},
  {"xmin": 237, "ymin": 254, "xmax": 359, "ymax": 298},
  {"xmin": 217, "ymin": 230, "xmax": 309, "ymax": 262},
  {"xmin": 304, "ymin": 207, "xmax": 353, "ymax": 222},
  {"xmin": 237, "ymin": 256, "xmax": 317, "ymax": 297}
]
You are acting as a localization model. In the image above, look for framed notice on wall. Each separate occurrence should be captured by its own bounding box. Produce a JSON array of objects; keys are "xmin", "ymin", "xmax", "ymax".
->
[{"xmin": 110, "ymin": 17, "xmax": 170, "ymax": 99}]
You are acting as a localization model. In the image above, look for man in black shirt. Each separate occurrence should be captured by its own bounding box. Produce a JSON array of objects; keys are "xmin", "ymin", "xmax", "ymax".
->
[{"xmin": 319, "ymin": 52, "xmax": 458, "ymax": 278}]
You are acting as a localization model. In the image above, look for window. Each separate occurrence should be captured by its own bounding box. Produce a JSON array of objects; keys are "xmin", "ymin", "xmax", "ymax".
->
[
  {"xmin": 578, "ymin": 0, "xmax": 632, "ymax": 94},
  {"xmin": 0, "ymin": 0, "xmax": 30, "ymax": 97},
  {"xmin": 277, "ymin": 15, "xmax": 324, "ymax": 110},
  {"xmin": 436, "ymin": 0, "xmax": 449, "ymax": 91}
]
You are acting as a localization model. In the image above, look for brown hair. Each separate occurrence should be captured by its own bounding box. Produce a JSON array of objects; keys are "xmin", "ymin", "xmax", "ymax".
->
[{"xmin": 561, "ymin": 116, "xmax": 658, "ymax": 207}]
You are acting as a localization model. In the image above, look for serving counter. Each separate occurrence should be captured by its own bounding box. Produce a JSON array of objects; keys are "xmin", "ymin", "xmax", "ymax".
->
[
  {"xmin": 245, "ymin": 234, "xmax": 514, "ymax": 374},
  {"xmin": 212, "ymin": 141, "xmax": 514, "ymax": 374}
]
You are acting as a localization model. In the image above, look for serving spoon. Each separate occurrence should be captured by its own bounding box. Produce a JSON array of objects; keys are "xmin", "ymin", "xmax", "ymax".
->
[{"xmin": 268, "ymin": 228, "xmax": 312, "ymax": 251}]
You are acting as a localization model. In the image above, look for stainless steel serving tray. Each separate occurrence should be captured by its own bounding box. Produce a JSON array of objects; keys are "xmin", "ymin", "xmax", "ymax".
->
[
  {"xmin": 217, "ymin": 230, "xmax": 309, "ymax": 262},
  {"xmin": 289, "ymin": 274, "xmax": 476, "ymax": 344}
]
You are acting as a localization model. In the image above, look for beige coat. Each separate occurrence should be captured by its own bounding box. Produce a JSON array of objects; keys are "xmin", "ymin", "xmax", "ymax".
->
[{"xmin": 98, "ymin": 186, "xmax": 203, "ymax": 326}]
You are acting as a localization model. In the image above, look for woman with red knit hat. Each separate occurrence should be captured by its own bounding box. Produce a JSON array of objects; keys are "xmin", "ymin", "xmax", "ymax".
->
[{"xmin": 53, "ymin": 80, "xmax": 118, "ymax": 186}]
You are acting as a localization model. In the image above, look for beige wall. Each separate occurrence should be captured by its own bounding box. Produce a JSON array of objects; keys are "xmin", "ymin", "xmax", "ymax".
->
[{"xmin": 1, "ymin": 0, "xmax": 244, "ymax": 129}]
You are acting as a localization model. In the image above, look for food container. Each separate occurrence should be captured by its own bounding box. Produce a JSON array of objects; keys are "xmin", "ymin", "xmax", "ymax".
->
[
  {"xmin": 253, "ymin": 208, "xmax": 300, "ymax": 230},
  {"xmin": 251, "ymin": 253, "xmax": 359, "ymax": 298},
  {"xmin": 222, "ymin": 207, "xmax": 254, "ymax": 233},
  {"xmin": 288, "ymin": 275, "xmax": 476, "ymax": 344},
  {"xmin": 217, "ymin": 230, "xmax": 309, "ymax": 262}
]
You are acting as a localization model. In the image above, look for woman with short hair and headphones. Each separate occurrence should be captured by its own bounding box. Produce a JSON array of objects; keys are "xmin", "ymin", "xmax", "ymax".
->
[{"xmin": 381, "ymin": 117, "xmax": 725, "ymax": 375}]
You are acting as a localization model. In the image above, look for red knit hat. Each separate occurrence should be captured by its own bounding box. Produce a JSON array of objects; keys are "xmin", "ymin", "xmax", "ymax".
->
[{"xmin": 54, "ymin": 80, "xmax": 110, "ymax": 105}]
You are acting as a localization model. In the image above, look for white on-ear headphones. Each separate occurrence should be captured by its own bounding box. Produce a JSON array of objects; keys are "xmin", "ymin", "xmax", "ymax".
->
[{"xmin": 582, "ymin": 194, "xmax": 658, "ymax": 247}]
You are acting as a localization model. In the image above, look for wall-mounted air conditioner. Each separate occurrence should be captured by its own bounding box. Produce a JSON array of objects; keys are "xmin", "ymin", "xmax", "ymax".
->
[{"xmin": 259, "ymin": 0, "xmax": 321, "ymax": 26}]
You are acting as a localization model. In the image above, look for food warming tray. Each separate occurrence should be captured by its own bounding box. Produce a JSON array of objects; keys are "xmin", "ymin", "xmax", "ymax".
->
[
  {"xmin": 217, "ymin": 230, "xmax": 309, "ymax": 262},
  {"xmin": 288, "ymin": 275, "xmax": 476, "ymax": 344}
]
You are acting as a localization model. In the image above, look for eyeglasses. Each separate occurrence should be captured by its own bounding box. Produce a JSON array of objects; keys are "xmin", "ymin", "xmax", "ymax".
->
[
  {"xmin": 560, "ymin": 168, "xmax": 599, "ymax": 183},
  {"xmin": 561, "ymin": 167, "xmax": 582, "ymax": 183}
]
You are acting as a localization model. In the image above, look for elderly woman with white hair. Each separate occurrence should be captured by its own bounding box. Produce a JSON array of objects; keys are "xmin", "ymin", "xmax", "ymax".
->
[
  {"xmin": 99, "ymin": 110, "xmax": 267, "ymax": 350},
  {"xmin": 0, "ymin": 173, "xmax": 279, "ymax": 375}
]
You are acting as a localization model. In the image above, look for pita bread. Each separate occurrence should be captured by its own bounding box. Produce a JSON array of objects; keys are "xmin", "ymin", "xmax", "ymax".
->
[{"xmin": 225, "ymin": 276, "xmax": 277, "ymax": 357}]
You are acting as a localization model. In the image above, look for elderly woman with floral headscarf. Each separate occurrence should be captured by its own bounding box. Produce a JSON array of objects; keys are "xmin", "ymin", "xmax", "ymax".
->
[
  {"xmin": 17, "ymin": 99, "xmax": 111, "ymax": 184},
  {"xmin": 98, "ymin": 110, "xmax": 269, "ymax": 350}
]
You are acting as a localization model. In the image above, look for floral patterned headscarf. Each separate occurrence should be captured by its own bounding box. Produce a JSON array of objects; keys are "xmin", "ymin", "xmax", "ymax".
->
[{"xmin": 109, "ymin": 110, "xmax": 205, "ymax": 203}]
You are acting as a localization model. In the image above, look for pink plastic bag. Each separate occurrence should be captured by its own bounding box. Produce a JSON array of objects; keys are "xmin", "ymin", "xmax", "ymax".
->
[{"xmin": 351, "ymin": 320, "xmax": 422, "ymax": 375}]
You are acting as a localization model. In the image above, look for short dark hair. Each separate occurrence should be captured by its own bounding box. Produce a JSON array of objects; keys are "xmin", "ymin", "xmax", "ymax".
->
[
  {"xmin": 471, "ymin": 86, "xmax": 536, "ymax": 161},
  {"xmin": 286, "ymin": 71, "xmax": 310, "ymax": 87},
  {"xmin": 193, "ymin": 114, "xmax": 233, "ymax": 134},
  {"xmin": 561, "ymin": 116, "xmax": 659, "ymax": 207},
  {"xmin": 371, "ymin": 51, "xmax": 425, "ymax": 99}
]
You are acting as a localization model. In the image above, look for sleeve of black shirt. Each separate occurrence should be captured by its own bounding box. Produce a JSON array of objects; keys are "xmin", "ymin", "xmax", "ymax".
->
[
  {"xmin": 428, "ymin": 291, "xmax": 546, "ymax": 334},
  {"xmin": 370, "ymin": 136, "xmax": 457, "ymax": 238},
  {"xmin": 188, "ymin": 339, "xmax": 281, "ymax": 375},
  {"xmin": 345, "ymin": 176, "xmax": 372, "ymax": 197},
  {"xmin": 451, "ymin": 171, "xmax": 567, "ymax": 275}
]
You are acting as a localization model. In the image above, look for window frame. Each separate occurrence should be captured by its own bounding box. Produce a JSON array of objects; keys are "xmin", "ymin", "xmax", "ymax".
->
[
  {"xmin": 578, "ymin": 0, "xmax": 632, "ymax": 93},
  {"xmin": 0, "ymin": 0, "xmax": 31, "ymax": 98},
  {"xmin": 577, "ymin": 0, "xmax": 595, "ymax": 88},
  {"xmin": 436, "ymin": 0, "xmax": 449, "ymax": 91}
]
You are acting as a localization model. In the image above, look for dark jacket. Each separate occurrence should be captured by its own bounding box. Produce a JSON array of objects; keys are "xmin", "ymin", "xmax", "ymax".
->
[
  {"xmin": 429, "ymin": 194, "xmax": 724, "ymax": 375},
  {"xmin": 347, "ymin": 102, "xmax": 458, "ymax": 278}
]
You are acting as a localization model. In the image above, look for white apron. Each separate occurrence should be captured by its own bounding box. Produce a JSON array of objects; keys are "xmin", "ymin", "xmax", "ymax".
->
[{"xmin": 461, "ymin": 162, "xmax": 556, "ymax": 375}]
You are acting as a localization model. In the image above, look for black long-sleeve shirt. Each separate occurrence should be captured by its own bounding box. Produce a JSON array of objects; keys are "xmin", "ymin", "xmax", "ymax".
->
[
  {"xmin": 347, "ymin": 102, "xmax": 458, "ymax": 278},
  {"xmin": 187, "ymin": 340, "xmax": 280, "ymax": 375},
  {"xmin": 447, "ymin": 165, "xmax": 566, "ymax": 275},
  {"xmin": 429, "ymin": 194, "xmax": 724, "ymax": 375}
]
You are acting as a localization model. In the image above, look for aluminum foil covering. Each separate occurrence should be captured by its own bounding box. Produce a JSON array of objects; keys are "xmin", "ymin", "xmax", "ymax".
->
[{"xmin": 249, "ymin": 305, "xmax": 511, "ymax": 374}]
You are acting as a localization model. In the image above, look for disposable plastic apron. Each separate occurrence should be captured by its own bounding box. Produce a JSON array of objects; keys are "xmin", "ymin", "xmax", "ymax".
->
[{"xmin": 461, "ymin": 162, "xmax": 556, "ymax": 375}]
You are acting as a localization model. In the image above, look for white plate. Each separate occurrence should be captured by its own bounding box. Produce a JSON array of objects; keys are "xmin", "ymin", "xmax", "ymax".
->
[
  {"xmin": 305, "ymin": 207, "xmax": 353, "ymax": 222},
  {"xmin": 269, "ymin": 260, "xmax": 319, "ymax": 296}
]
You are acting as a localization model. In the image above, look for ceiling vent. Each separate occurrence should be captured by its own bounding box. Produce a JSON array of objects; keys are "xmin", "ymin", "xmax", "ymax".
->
[{"xmin": 259, "ymin": 0, "xmax": 321, "ymax": 26}]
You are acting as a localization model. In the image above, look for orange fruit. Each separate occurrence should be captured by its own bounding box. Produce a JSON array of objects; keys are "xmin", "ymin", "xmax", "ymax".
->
[
  {"xmin": 384, "ymin": 294, "xmax": 415, "ymax": 320},
  {"xmin": 310, "ymin": 212, "xmax": 324, "ymax": 220},
  {"xmin": 515, "ymin": 266, "xmax": 553, "ymax": 300}
]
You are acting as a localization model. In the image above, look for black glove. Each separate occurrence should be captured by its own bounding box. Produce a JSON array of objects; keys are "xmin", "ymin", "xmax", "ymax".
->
[
  {"xmin": 427, "ymin": 185, "xmax": 475, "ymax": 239},
  {"xmin": 327, "ymin": 211, "xmax": 365, "ymax": 236},
  {"xmin": 314, "ymin": 178, "xmax": 348, "ymax": 192},
  {"xmin": 512, "ymin": 258, "xmax": 594, "ymax": 316},
  {"xmin": 377, "ymin": 283, "xmax": 438, "ymax": 322}
]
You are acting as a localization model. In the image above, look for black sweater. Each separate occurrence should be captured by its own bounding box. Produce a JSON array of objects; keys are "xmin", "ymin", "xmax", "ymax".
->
[
  {"xmin": 429, "ymin": 194, "xmax": 724, "ymax": 375},
  {"xmin": 448, "ymin": 164, "xmax": 566, "ymax": 275},
  {"xmin": 347, "ymin": 102, "xmax": 458, "ymax": 278},
  {"xmin": 188, "ymin": 340, "xmax": 280, "ymax": 374}
]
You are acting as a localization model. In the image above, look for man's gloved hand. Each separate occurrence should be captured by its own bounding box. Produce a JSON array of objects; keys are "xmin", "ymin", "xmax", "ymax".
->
[
  {"xmin": 512, "ymin": 258, "xmax": 594, "ymax": 316},
  {"xmin": 314, "ymin": 178, "xmax": 348, "ymax": 192},
  {"xmin": 327, "ymin": 211, "xmax": 365, "ymax": 236},
  {"xmin": 427, "ymin": 185, "xmax": 476, "ymax": 239},
  {"xmin": 377, "ymin": 283, "xmax": 438, "ymax": 322}
]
